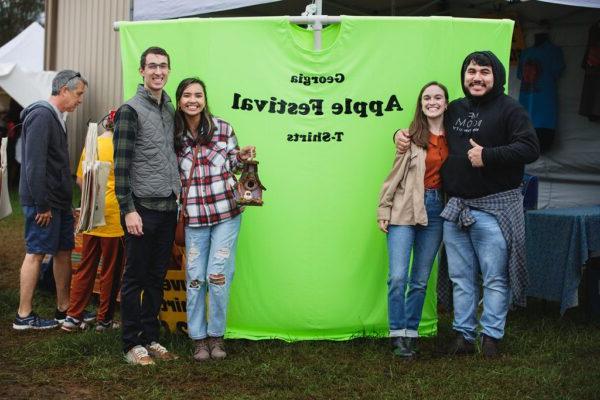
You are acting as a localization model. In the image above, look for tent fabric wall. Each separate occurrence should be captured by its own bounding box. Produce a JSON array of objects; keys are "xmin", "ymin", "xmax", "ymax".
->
[
  {"xmin": 0, "ymin": 65, "xmax": 56, "ymax": 108},
  {"xmin": 516, "ymin": 11, "xmax": 600, "ymax": 209},
  {"xmin": 0, "ymin": 22, "xmax": 44, "ymax": 72},
  {"xmin": 0, "ymin": 22, "xmax": 55, "ymax": 108}
]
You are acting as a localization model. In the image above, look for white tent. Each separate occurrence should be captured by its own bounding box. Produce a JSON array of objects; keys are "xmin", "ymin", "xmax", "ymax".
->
[
  {"xmin": 538, "ymin": 0, "xmax": 600, "ymax": 8},
  {"xmin": 132, "ymin": 0, "xmax": 281, "ymax": 20},
  {"xmin": 0, "ymin": 22, "xmax": 56, "ymax": 108}
]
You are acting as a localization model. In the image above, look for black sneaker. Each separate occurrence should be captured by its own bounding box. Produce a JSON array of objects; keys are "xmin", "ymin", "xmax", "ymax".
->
[
  {"xmin": 393, "ymin": 337, "xmax": 414, "ymax": 358},
  {"xmin": 13, "ymin": 312, "xmax": 59, "ymax": 330},
  {"xmin": 54, "ymin": 309, "xmax": 67, "ymax": 324},
  {"xmin": 481, "ymin": 334, "xmax": 500, "ymax": 358},
  {"xmin": 448, "ymin": 333, "xmax": 476, "ymax": 355},
  {"xmin": 82, "ymin": 309, "xmax": 96, "ymax": 323},
  {"xmin": 404, "ymin": 337, "xmax": 419, "ymax": 354},
  {"xmin": 61, "ymin": 316, "xmax": 86, "ymax": 332},
  {"xmin": 95, "ymin": 320, "xmax": 120, "ymax": 332}
]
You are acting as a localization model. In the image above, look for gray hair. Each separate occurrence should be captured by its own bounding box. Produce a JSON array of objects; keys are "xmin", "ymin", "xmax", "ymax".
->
[{"xmin": 51, "ymin": 69, "xmax": 88, "ymax": 95}]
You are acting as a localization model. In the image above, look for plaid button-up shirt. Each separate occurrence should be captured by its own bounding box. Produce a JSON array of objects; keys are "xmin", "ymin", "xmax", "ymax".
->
[{"xmin": 179, "ymin": 117, "xmax": 243, "ymax": 227}]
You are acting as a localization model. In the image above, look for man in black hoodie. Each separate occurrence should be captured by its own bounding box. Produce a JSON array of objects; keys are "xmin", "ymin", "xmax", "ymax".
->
[
  {"xmin": 13, "ymin": 70, "xmax": 87, "ymax": 330},
  {"xmin": 396, "ymin": 51, "xmax": 539, "ymax": 357}
]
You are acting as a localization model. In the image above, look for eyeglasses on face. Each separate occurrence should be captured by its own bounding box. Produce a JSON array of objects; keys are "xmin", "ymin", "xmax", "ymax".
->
[{"xmin": 145, "ymin": 63, "xmax": 169, "ymax": 71}]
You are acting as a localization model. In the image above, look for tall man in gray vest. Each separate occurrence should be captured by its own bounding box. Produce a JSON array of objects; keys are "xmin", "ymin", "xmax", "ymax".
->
[{"xmin": 113, "ymin": 47, "xmax": 181, "ymax": 365}]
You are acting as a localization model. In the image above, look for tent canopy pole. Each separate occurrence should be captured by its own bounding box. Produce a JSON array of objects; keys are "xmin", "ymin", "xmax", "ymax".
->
[
  {"xmin": 112, "ymin": 16, "xmax": 342, "ymax": 30},
  {"xmin": 113, "ymin": 1, "xmax": 341, "ymax": 50}
]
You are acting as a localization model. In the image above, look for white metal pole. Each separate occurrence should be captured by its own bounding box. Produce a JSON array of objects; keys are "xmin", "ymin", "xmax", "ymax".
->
[
  {"xmin": 316, "ymin": 0, "xmax": 323, "ymax": 15},
  {"xmin": 114, "ymin": 15, "xmax": 342, "ymax": 36},
  {"xmin": 313, "ymin": 0, "xmax": 323, "ymax": 50}
]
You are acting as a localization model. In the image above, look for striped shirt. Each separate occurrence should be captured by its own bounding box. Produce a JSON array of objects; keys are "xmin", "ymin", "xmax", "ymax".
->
[{"xmin": 179, "ymin": 117, "xmax": 244, "ymax": 227}]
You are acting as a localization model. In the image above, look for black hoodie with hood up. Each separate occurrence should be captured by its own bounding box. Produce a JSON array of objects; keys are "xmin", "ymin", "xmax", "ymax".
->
[{"xmin": 441, "ymin": 51, "xmax": 540, "ymax": 199}]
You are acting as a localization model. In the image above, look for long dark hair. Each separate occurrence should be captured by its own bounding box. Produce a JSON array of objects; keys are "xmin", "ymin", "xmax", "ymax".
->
[
  {"xmin": 408, "ymin": 81, "xmax": 448, "ymax": 149},
  {"xmin": 174, "ymin": 77, "xmax": 214, "ymax": 151}
]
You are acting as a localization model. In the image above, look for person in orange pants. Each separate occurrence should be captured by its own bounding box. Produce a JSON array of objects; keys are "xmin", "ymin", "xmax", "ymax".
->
[{"xmin": 63, "ymin": 112, "xmax": 125, "ymax": 332}]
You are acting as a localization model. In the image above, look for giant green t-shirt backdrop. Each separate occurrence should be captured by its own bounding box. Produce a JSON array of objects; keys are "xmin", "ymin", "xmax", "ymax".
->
[{"xmin": 118, "ymin": 16, "xmax": 513, "ymax": 341}]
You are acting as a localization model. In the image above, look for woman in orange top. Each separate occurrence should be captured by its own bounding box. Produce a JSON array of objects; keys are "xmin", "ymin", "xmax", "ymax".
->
[{"xmin": 377, "ymin": 81, "xmax": 449, "ymax": 357}]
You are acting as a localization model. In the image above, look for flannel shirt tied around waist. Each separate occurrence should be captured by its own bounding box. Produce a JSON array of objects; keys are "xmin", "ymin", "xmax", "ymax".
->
[{"xmin": 440, "ymin": 188, "xmax": 528, "ymax": 307}]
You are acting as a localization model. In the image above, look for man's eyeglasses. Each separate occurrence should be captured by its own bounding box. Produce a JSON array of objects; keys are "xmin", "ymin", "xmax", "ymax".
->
[{"xmin": 145, "ymin": 63, "xmax": 169, "ymax": 71}]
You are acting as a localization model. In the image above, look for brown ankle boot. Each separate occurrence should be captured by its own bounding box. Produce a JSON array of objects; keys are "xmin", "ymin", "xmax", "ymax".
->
[
  {"xmin": 209, "ymin": 336, "xmax": 226, "ymax": 360},
  {"xmin": 481, "ymin": 334, "xmax": 500, "ymax": 358}
]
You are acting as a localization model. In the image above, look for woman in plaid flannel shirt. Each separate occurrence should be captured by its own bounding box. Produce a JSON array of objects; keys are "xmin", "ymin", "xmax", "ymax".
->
[{"xmin": 174, "ymin": 77, "xmax": 255, "ymax": 362}]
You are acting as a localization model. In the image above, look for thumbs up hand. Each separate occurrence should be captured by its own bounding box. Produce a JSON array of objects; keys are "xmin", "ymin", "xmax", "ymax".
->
[{"xmin": 467, "ymin": 138, "xmax": 484, "ymax": 167}]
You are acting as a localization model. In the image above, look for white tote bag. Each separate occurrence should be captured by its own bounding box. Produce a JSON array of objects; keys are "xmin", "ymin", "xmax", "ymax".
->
[
  {"xmin": 0, "ymin": 137, "xmax": 13, "ymax": 220},
  {"xmin": 76, "ymin": 123, "xmax": 110, "ymax": 233}
]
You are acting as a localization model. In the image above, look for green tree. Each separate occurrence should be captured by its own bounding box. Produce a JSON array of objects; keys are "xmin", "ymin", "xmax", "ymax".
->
[{"xmin": 0, "ymin": 0, "xmax": 44, "ymax": 47}]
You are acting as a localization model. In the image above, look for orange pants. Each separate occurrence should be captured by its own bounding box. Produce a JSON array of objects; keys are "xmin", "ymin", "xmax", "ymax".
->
[{"xmin": 68, "ymin": 235, "xmax": 125, "ymax": 322}]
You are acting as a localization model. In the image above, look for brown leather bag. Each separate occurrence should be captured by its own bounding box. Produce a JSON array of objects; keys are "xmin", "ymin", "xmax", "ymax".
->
[{"xmin": 174, "ymin": 144, "xmax": 199, "ymax": 247}]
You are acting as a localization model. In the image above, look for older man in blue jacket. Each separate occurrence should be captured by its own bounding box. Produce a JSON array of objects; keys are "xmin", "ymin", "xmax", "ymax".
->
[{"xmin": 13, "ymin": 70, "xmax": 87, "ymax": 330}]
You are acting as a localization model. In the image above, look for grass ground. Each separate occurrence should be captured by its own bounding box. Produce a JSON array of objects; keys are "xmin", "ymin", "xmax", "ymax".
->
[{"xmin": 1, "ymin": 190, "xmax": 599, "ymax": 400}]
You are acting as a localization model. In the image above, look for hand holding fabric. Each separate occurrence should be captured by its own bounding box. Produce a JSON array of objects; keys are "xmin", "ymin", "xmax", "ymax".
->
[{"xmin": 394, "ymin": 129, "xmax": 410, "ymax": 154}]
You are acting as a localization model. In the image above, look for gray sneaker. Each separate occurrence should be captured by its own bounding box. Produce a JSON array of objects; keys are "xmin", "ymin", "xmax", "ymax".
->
[
  {"xmin": 124, "ymin": 345, "xmax": 155, "ymax": 366},
  {"xmin": 193, "ymin": 339, "xmax": 210, "ymax": 362},
  {"xmin": 146, "ymin": 341, "xmax": 179, "ymax": 361},
  {"xmin": 209, "ymin": 337, "xmax": 227, "ymax": 360}
]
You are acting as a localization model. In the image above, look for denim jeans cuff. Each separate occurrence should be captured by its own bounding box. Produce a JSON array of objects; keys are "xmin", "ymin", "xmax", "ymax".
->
[
  {"xmin": 404, "ymin": 329, "xmax": 419, "ymax": 338},
  {"xmin": 454, "ymin": 329, "xmax": 476, "ymax": 343},
  {"xmin": 389, "ymin": 329, "xmax": 405, "ymax": 337},
  {"xmin": 189, "ymin": 334, "xmax": 208, "ymax": 340}
]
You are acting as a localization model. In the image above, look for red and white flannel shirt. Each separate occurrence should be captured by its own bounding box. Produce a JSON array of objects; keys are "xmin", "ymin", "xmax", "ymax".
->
[{"xmin": 178, "ymin": 117, "xmax": 243, "ymax": 227}]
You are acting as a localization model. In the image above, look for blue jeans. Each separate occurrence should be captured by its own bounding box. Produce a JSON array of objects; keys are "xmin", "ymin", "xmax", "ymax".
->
[
  {"xmin": 185, "ymin": 215, "xmax": 241, "ymax": 339},
  {"xmin": 387, "ymin": 189, "xmax": 443, "ymax": 338},
  {"xmin": 444, "ymin": 209, "xmax": 509, "ymax": 341}
]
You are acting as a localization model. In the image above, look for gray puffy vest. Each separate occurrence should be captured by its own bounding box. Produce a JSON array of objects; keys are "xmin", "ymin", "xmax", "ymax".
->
[{"xmin": 125, "ymin": 85, "xmax": 180, "ymax": 198}]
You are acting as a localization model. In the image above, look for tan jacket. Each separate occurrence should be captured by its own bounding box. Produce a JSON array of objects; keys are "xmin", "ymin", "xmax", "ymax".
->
[{"xmin": 377, "ymin": 143, "xmax": 428, "ymax": 226}]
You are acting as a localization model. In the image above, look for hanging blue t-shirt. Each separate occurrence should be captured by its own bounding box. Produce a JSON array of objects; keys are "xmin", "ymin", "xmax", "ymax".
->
[{"xmin": 517, "ymin": 41, "xmax": 565, "ymax": 129}]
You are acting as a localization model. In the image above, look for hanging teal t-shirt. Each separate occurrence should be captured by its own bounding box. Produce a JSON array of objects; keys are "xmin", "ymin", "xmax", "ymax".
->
[{"xmin": 517, "ymin": 41, "xmax": 565, "ymax": 129}]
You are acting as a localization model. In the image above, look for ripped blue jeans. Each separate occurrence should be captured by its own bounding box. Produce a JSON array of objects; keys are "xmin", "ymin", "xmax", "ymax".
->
[{"xmin": 185, "ymin": 215, "xmax": 241, "ymax": 339}]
